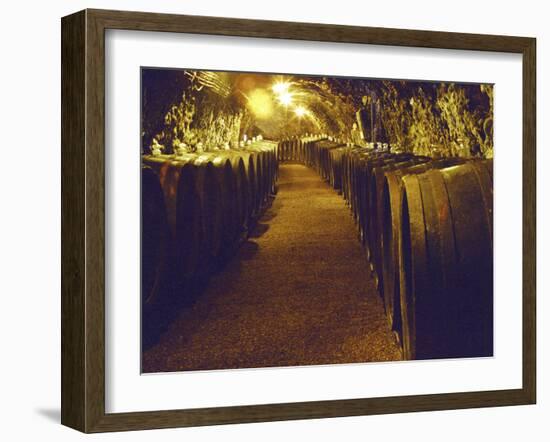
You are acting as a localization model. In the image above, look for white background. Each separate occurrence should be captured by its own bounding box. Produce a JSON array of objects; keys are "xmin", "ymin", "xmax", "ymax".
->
[
  {"xmin": 106, "ymin": 30, "xmax": 522, "ymax": 413},
  {"xmin": 0, "ymin": 0, "xmax": 547, "ymax": 440}
]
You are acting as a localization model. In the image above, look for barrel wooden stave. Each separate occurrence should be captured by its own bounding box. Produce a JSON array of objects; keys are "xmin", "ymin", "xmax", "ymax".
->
[
  {"xmin": 399, "ymin": 161, "xmax": 493, "ymax": 360},
  {"xmin": 380, "ymin": 158, "xmax": 467, "ymax": 335}
]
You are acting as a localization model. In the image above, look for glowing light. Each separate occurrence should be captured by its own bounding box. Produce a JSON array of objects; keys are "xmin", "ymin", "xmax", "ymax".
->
[
  {"xmin": 294, "ymin": 106, "xmax": 307, "ymax": 117},
  {"xmin": 246, "ymin": 89, "xmax": 273, "ymax": 119},
  {"xmin": 278, "ymin": 91, "xmax": 293, "ymax": 107},
  {"xmin": 272, "ymin": 80, "xmax": 294, "ymax": 107},
  {"xmin": 272, "ymin": 81, "xmax": 290, "ymax": 95}
]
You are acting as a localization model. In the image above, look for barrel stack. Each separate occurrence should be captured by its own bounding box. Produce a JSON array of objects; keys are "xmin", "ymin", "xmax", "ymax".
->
[
  {"xmin": 141, "ymin": 140, "xmax": 279, "ymax": 310},
  {"xmin": 283, "ymin": 136, "xmax": 494, "ymax": 360}
]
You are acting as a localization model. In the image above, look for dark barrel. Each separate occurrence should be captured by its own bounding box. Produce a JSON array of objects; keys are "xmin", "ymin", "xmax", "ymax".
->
[
  {"xmin": 141, "ymin": 165, "xmax": 169, "ymax": 305},
  {"xmin": 380, "ymin": 158, "xmax": 464, "ymax": 336},
  {"xmin": 140, "ymin": 140, "xmax": 279, "ymax": 307},
  {"xmin": 192, "ymin": 157, "xmax": 224, "ymax": 275},
  {"xmin": 227, "ymin": 153, "xmax": 250, "ymax": 239},
  {"xmin": 328, "ymin": 146, "xmax": 347, "ymax": 191},
  {"xmin": 173, "ymin": 161, "xmax": 204, "ymax": 285},
  {"xmin": 399, "ymin": 160, "xmax": 493, "ymax": 360},
  {"xmin": 143, "ymin": 156, "xmax": 205, "ymax": 293},
  {"xmin": 210, "ymin": 156, "xmax": 239, "ymax": 258},
  {"xmin": 242, "ymin": 153, "xmax": 257, "ymax": 222},
  {"xmin": 368, "ymin": 157, "xmax": 425, "ymax": 296}
]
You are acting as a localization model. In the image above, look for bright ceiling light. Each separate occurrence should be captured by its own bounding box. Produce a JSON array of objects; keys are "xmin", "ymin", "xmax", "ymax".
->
[
  {"xmin": 278, "ymin": 91, "xmax": 293, "ymax": 106},
  {"xmin": 272, "ymin": 81, "xmax": 290, "ymax": 95},
  {"xmin": 294, "ymin": 106, "xmax": 307, "ymax": 117}
]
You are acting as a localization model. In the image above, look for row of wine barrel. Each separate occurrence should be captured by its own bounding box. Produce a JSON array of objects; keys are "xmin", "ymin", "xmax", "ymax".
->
[
  {"xmin": 277, "ymin": 136, "xmax": 329, "ymax": 168},
  {"xmin": 278, "ymin": 136, "xmax": 351, "ymax": 188},
  {"xmin": 278, "ymin": 137, "xmax": 305, "ymax": 163},
  {"xmin": 141, "ymin": 141, "xmax": 279, "ymax": 307},
  {"xmin": 280, "ymin": 137, "xmax": 494, "ymax": 360}
]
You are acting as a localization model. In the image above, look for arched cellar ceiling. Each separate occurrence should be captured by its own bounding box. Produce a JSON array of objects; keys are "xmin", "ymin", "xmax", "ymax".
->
[{"xmin": 142, "ymin": 69, "xmax": 493, "ymax": 158}]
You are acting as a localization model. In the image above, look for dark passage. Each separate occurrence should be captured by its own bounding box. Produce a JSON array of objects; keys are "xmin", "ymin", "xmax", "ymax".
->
[{"xmin": 142, "ymin": 164, "xmax": 402, "ymax": 372}]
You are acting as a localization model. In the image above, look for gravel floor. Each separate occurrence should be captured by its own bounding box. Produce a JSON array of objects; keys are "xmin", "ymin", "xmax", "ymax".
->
[{"xmin": 142, "ymin": 164, "xmax": 402, "ymax": 373}]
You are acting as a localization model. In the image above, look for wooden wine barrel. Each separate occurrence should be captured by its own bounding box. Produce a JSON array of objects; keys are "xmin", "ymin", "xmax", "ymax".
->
[
  {"xmin": 369, "ymin": 156, "xmax": 427, "ymax": 248},
  {"xmin": 341, "ymin": 148, "xmax": 350, "ymax": 199},
  {"xmin": 144, "ymin": 157, "xmax": 204, "ymax": 289},
  {"xmin": 250, "ymin": 142, "xmax": 277, "ymax": 199},
  {"xmin": 352, "ymin": 153, "xmax": 370, "ymax": 238},
  {"xmin": 368, "ymin": 157, "xmax": 424, "ymax": 296},
  {"xmin": 332, "ymin": 146, "xmax": 350, "ymax": 192},
  {"xmin": 141, "ymin": 165, "xmax": 169, "ymax": 305},
  {"xmin": 249, "ymin": 152, "xmax": 262, "ymax": 217},
  {"xmin": 350, "ymin": 151, "xmax": 368, "ymax": 224},
  {"xmin": 352, "ymin": 150, "xmax": 381, "ymax": 217},
  {"xmin": 210, "ymin": 156, "xmax": 239, "ymax": 261},
  {"xmin": 342, "ymin": 147, "xmax": 391, "ymax": 246},
  {"xmin": 341, "ymin": 146, "xmax": 360, "ymax": 205},
  {"xmin": 266, "ymin": 147, "xmax": 275, "ymax": 195},
  {"xmin": 399, "ymin": 160, "xmax": 493, "ymax": 360},
  {"xmin": 255, "ymin": 151, "xmax": 267, "ymax": 208},
  {"xmin": 191, "ymin": 157, "xmax": 224, "ymax": 275},
  {"xmin": 258, "ymin": 146, "xmax": 273, "ymax": 198},
  {"xmin": 270, "ymin": 145, "xmax": 278, "ymax": 192},
  {"xmin": 269, "ymin": 149, "xmax": 277, "ymax": 193},
  {"xmin": 319, "ymin": 141, "xmax": 329, "ymax": 179},
  {"xmin": 243, "ymin": 153, "xmax": 257, "ymax": 221},
  {"xmin": 280, "ymin": 139, "xmax": 289, "ymax": 162},
  {"xmin": 260, "ymin": 142, "xmax": 277, "ymax": 197},
  {"xmin": 174, "ymin": 161, "xmax": 205, "ymax": 283},
  {"xmin": 285, "ymin": 139, "xmax": 292, "ymax": 161},
  {"xmin": 228, "ymin": 154, "xmax": 250, "ymax": 238},
  {"xmin": 347, "ymin": 149, "xmax": 363, "ymax": 230},
  {"xmin": 288, "ymin": 138, "xmax": 293, "ymax": 162},
  {"xmin": 297, "ymin": 138, "xmax": 304, "ymax": 163},
  {"xmin": 319, "ymin": 141, "xmax": 344, "ymax": 183},
  {"xmin": 305, "ymin": 138, "xmax": 322, "ymax": 167},
  {"xmin": 290, "ymin": 138, "xmax": 297, "ymax": 161},
  {"xmin": 303, "ymin": 139, "xmax": 311, "ymax": 166},
  {"xmin": 356, "ymin": 152, "xmax": 391, "ymax": 248},
  {"xmin": 380, "ymin": 158, "xmax": 464, "ymax": 335}
]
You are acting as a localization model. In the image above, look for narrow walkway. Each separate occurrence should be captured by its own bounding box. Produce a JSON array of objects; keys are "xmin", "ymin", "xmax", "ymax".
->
[{"xmin": 143, "ymin": 164, "xmax": 402, "ymax": 372}]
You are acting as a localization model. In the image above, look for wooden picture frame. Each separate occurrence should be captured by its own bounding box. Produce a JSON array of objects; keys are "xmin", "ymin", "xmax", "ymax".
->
[{"xmin": 61, "ymin": 8, "xmax": 536, "ymax": 433}]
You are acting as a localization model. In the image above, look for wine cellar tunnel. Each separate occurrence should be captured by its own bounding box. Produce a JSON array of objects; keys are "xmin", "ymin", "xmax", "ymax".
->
[{"xmin": 141, "ymin": 69, "xmax": 494, "ymax": 372}]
